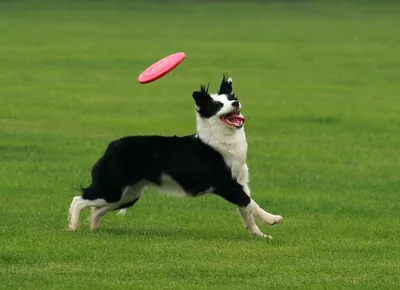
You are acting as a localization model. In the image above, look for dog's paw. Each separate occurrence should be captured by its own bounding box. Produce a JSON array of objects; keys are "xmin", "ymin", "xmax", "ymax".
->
[
  {"xmin": 269, "ymin": 214, "xmax": 283, "ymax": 225},
  {"xmin": 67, "ymin": 225, "xmax": 77, "ymax": 232},
  {"xmin": 246, "ymin": 226, "xmax": 273, "ymax": 239},
  {"xmin": 90, "ymin": 225, "xmax": 100, "ymax": 231},
  {"xmin": 117, "ymin": 208, "xmax": 127, "ymax": 216},
  {"xmin": 259, "ymin": 233, "xmax": 273, "ymax": 239},
  {"xmin": 252, "ymin": 231, "xmax": 273, "ymax": 239},
  {"xmin": 259, "ymin": 212, "xmax": 283, "ymax": 225}
]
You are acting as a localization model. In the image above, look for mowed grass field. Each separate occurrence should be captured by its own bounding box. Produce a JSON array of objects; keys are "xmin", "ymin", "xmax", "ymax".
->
[{"xmin": 1, "ymin": 0, "xmax": 399, "ymax": 288}]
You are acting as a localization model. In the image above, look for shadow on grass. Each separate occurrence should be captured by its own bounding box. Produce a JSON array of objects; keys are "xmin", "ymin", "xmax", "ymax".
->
[{"xmin": 89, "ymin": 225, "xmax": 277, "ymax": 244}]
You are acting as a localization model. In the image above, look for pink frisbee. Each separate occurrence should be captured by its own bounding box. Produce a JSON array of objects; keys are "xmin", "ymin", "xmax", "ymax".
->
[{"xmin": 138, "ymin": 52, "xmax": 186, "ymax": 84}]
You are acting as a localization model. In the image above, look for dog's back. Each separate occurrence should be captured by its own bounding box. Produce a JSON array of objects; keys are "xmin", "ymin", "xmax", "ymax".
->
[{"xmin": 81, "ymin": 134, "xmax": 234, "ymax": 203}]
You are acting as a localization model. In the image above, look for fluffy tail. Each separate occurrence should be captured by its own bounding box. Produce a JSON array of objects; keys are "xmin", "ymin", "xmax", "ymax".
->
[{"xmin": 80, "ymin": 183, "xmax": 100, "ymax": 200}]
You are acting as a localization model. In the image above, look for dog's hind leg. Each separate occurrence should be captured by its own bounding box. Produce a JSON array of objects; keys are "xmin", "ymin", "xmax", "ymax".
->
[
  {"xmin": 117, "ymin": 208, "xmax": 127, "ymax": 216},
  {"xmin": 90, "ymin": 184, "xmax": 145, "ymax": 229},
  {"xmin": 91, "ymin": 204, "xmax": 118, "ymax": 230},
  {"xmin": 68, "ymin": 196, "xmax": 107, "ymax": 232},
  {"xmin": 91, "ymin": 196, "xmax": 141, "ymax": 230},
  {"xmin": 116, "ymin": 183, "xmax": 145, "ymax": 216},
  {"xmin": 116, "ymin": 197, "xmax": 141, "ymax": 216}
]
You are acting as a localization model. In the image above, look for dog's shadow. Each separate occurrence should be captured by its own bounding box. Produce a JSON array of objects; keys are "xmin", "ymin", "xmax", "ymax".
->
[{"xmin": 93, "ymin": 225, "xmax": 278, "ymax": 244}]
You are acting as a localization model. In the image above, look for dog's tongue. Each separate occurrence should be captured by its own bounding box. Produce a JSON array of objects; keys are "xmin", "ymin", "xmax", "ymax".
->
[{"xmin": 227, "ymin": 115, "xmax": 245, "ymax": 126}]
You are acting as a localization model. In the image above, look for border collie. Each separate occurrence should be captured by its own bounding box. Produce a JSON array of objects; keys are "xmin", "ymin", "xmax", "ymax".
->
[{"xmin": 68, "ymin": 76, "xmax": 283, "ymax": 238}]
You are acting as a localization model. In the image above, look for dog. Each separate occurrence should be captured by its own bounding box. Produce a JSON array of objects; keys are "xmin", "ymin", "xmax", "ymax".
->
[{"xmin": 68, "ymin": 75, "xmax": 283, "ymax": 238}]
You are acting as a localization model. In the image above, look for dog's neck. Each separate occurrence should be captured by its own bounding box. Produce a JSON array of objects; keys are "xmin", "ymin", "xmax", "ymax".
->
[{"xmin": 196, "ymin": 114, "xmax": 248, "ymax": 168}]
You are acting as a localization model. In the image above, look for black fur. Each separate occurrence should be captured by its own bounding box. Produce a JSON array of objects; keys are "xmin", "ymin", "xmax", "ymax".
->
[
  {"xmin": 192, "ymin": 85, "xmax": 224, "ymax": 119},
  {"xmin": 81, "ymin": 135, "xmax": 251, "ymax": 208}
]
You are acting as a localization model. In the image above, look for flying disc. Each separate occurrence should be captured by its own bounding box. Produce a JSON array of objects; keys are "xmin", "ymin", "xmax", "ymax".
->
[{"xmin": 138, "ymin": 52, "xmax": 186, "ymax": 84}]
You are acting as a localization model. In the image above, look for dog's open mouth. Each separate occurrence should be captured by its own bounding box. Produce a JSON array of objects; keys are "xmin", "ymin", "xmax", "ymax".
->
[{"xmin": 220, "ymin": 109, "xmax": 245, "ymax": 128}]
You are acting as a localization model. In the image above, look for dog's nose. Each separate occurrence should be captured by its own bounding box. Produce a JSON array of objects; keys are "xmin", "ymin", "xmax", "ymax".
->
[{"xmin": 232, "ymin": 101, "xmax": 240, "ymax": 108}]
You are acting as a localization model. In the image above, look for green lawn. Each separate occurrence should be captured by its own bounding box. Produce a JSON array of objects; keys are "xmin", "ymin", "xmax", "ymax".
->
[{"xmin": 1, "ymin": 0, "xmax": 399, "ymax": 288}]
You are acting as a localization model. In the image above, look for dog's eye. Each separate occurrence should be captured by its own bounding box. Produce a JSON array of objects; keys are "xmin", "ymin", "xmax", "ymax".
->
[{"xmin": 214, "ymin": 102, "xmax": 223, "ymax": 111}]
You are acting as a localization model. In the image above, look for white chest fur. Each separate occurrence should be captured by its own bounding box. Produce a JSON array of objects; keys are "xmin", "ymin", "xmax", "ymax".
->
[{"xmin": 196, "ymin": 114, "xmax": 249, "ymax": 186}]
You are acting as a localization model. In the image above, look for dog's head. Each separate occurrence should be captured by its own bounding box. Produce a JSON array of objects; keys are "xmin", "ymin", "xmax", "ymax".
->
[{"xmin": 192, "ymin": 75, "xmax": 245, "ymax": 129}]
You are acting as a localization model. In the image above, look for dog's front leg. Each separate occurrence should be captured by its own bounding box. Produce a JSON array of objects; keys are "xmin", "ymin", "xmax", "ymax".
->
[
  {"xmin": 242, "ymin": 183, "xmax": 283, "ymax": 226},
  {"xmin": 215, "ymin": 184, "xmax": 280, "ymax": 238},
  {"xmin": 247, "ymin": 199, "xmax": 283, "ymax": 226},
  {"xmin": 238, "ymin": 205, "xmax": 272, "ymax": 238},
  {"xmin": 236, "ymin": 183, "xmax": 269, "ymax": 237}
]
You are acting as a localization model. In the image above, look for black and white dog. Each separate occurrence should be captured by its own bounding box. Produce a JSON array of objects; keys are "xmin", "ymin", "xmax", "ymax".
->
[{"xmin": 68, "ymin": 76, "xmax": 283, "ymax": 238}]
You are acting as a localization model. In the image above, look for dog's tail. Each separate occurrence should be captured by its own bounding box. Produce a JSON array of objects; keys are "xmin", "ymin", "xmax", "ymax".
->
[
  {"xmin": 80, "ymin": 182, "xmax": 102, "ymax": 200},
  {"xmin": 80, "ymin": 155, "xmax": 113, "ymax": 200},
  {"xmin": 80, "ymin": 183, "xmax": 93, "ymax": 197}
]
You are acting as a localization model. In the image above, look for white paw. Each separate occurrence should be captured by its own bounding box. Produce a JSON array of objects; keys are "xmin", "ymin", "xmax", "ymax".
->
[
  {"xmin": 117, "ymin": 208, "xmax": 127, "ymax": 216},
  {"xmin": 259, "ymin": 233, "xmax": 273, "ymax": 239},
  {"xmin": 270, "ymin": 214, "xmax": 283, "ymax": 225},
  {"xmin": 67, "ymin": 225, "xmax": 77, "ymax": 232},
  {"xmin": 246, "ymin": 226, "xmax": 273, "ymax": 239},
  {"xmin": 251, "ymin": 231, "xmax": 272, "ymax": 239},
  {"xmin": 260, "ymin": 213, "xmax": 283, "ymax": 225}
]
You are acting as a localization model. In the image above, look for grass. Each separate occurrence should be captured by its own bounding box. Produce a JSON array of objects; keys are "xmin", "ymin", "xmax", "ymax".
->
[{"xmin": 1, "ymin": 0, "xmax": 400, "ymax": 288}]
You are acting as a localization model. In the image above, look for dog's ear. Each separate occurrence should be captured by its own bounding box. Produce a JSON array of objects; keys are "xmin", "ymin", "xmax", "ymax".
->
[
  {"xmin": 218, "ymin": 74, "xmax": 233, "ymax": 95},
  {"xmin": 192, "ymin": 84, "xmax": 210, "ymax": 104}
]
